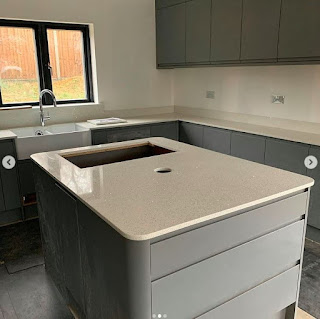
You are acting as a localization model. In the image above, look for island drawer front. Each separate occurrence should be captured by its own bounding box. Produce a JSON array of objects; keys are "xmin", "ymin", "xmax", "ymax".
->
[
  {"xmin": 151, "ymin": 220, "xmax": 304, "ymax": 319},
  {"xmin": 106, "ymin": 126, "xmax": 150, "ymax": 143},
  {"xmin": 151, "ymin": 192, "xmax": 307, "ymax": 280},
  {"xmin": 196, "ymin": 266, "xmax": 300, "ymax": 319}
]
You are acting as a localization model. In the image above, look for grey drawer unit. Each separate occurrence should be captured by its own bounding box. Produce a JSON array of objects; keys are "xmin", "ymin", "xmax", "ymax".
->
[
  {"xmin": 0, "ymin": 140, "xmax": 21, "ymax": 211},
  {"xmin": 241, "ymin": 0, "xmax": 281, "ymax": 61},
  {"xmin": 156, "ymin": 0, "xmax": 185, "ymax": 9},
  {"xmin": 307, "ymin": 146, "xmax": 320, "ymax": 229},
  {"xmin": 179, "ymin": 121, "xmax": 204, "ymax": 147},
  {"xmin": 278, "ymin": 0, "xmax": 320, "ymax": 60},
  {"xmin": 152, "ymin": 220, "xmax": 304, "ymax": 319},
  {"xmin": 203, "ymin": 126, "xmax": 231, "ymax": 155},
  {"xmin": 231, "ymin": 132, "xmax": 266, "ymax": 164},
  {"xmin": 156, "ymin": 3, "xmax": 186, "ymax": 65},
  {"xmin": 91, "ymin": 129, "xmax": 107, "ymax": 145},
  {"xmin": 106, "ymin": 125, "xmax": 151, "ymax": 143},
  {"xmin": 265, "ymin": 138, "xmax": 309, "ymax": 175},
  {"xmin": 186, "ymin": 0, "xmax": 211, "ymax": 63},
  {"xmin": 197, "ymin": 266, "xmax": 299, "ymax": 319},
  {"xmin": 150, "ymin": 121, "xmax": 179, "ymax": 140},
  {"xmin": 151, "ymin": 192, "xmax": 307, "ymax": 280},
  {"xmin": 210, "ymin": 0, "xmax": 242, "ymax": 62}
]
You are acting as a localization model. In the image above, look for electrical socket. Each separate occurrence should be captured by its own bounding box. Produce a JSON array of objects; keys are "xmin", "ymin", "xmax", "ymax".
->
[
  {"xmin": 272, "ymin": 95, "xmax": 285, "ymax": 104},
  {"xmin": 206, "ymin": 91, "xmax": 215, "ymax": 99}
]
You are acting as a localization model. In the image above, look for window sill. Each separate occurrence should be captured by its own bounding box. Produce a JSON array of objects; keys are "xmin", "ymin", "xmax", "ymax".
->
[{"xmin": 31, "ymin": 102, "xmax": 101, "ymax": 110}]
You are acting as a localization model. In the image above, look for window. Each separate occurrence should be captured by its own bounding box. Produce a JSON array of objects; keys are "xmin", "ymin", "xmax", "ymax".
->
[{"xmin": 0, "ymin": 19, "xmax": 93, "ymax": 107}]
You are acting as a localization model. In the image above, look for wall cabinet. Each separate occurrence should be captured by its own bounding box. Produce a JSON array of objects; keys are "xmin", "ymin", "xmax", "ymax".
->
[
  {"xmin": 231, "ymin": 132, "xmax": 266, "ymax": 164},
  {"xmin": 278, "ymin": 0, "xmax": 320, "ymax": 60},
  {"xmin": 203, "ymin": 126, "xmax": 231, "ymax": 155},
  {"xmin": 240, "ymin": 0, "xmax": 281, "ymax": 61},
  {"xmin": 150, "ymin": 122, "xmax": 179, "ymax": 140},
  {"xmin": 210, "ymin": 0, "xmax": 242, "ymax": 63},
  {"xmin": 156, "ymin": 3, "xmax": 186, "ymax": 65},
  {"xmin": 265, "ymin": 139, "xmax": 309, "ymax": 175},
  {"xmin": 179, "ymin": 122, "xmax": 204, "ymax": 147},
  {"xmin": 186, "ymin": 0, "xmax": 211, "ymax": 63}
]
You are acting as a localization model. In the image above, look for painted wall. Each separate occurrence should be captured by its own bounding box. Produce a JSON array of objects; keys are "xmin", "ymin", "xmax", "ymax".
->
[
  {"xmin": 174, "ymin": 65, "xmax": 320, "ymax": 124},
  {"xmin": 0, "ymin": 0, "xmax": 173, "ymax": 110}
]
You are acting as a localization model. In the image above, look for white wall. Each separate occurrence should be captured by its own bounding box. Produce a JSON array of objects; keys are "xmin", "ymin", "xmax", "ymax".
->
[
  {"xmin": 174, "ymin": 65, "xmax": 320, "ymax": 124},
  {"xmin": 0, "ymin": 0, "xmax": 173, "ymax": 110}
]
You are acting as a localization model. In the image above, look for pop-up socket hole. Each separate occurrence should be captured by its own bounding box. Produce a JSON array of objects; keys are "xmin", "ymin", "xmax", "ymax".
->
[{"xmin": 154, "ymin": 167, "xmax": 172, "ymax": 174}]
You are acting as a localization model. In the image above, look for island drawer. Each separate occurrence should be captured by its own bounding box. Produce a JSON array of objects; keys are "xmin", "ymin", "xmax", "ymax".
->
[
  {"xmin": 151, "ymin": 191, "xmax": 307, "ymax": 280},
  {"xmin": 196, "ymin": 266, "xmax": 300, "ymax": 319},
  {"xmin": 151, "ymin": 220, "xmax": 304, "ymax": 319}
]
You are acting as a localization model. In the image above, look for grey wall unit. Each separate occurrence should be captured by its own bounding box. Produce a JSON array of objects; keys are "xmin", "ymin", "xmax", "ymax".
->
[
  {"xmin": 265, "ymin": 138, "xmax": 309, "ymax": 175},
  {"xmin": 210, "ymin": 0, "xmax": 242, "ymax": 62},
  {"xmin": 307, "ymin": 146, "xmax": 320, "ymax": 230},
  {"xmin": 150, "ymin": 121, "xmax": 179, "ymax": 140},
  {"xmin": 186, "ymin": 0, "xmax": 211, "ymax": 63},
  {"xmin": 240, "ymin": 0, "xmax": 281, "ymax": 61},
  {"xmin": 202, "ymin": 126, "xmax": 231, "ymax": 154},
  {"xmin": 231, "ymin": 132, "xmax": 266, "ymax": 164},
  {"xmin": 179, "ymin": 121, "xmax": 204, "ymax": 147},
  {"xmin": 156, "ymin": 2, "xmax": 186, "ymax": 65},
  {"xmin": 278, "ymin": 0, "xmax": 320, "ymax": 60}
]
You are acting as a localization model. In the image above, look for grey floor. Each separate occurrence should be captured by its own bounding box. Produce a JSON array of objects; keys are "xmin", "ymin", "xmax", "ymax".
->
[{"xmin": 0, "ymin": 221, "xmax": 320, "ymax": 319}]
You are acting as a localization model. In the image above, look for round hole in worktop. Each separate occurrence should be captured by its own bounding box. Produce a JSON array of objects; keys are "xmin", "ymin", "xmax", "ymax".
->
[{"xmin": 154, "ymin": 167, "xmax": 172, "ymax": 174}]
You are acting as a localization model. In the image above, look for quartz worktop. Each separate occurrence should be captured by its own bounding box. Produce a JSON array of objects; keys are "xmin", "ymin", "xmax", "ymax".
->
[
  {"xmin": 31, "ymin": 137, "xmax": 314, "ymax": 241},
  {"xmin": 2, "ymin": 112, "xmax": 320, "ymax": 146}
]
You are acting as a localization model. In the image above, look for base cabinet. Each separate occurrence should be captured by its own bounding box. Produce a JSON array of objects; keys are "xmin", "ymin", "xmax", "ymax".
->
[
  {"xmin": 203, "ymin": 126, "xmax": 231, "ymax": 155},
  {"xmin": 179, "ymin": 122, "xmax": 204, "ymax": 147}
]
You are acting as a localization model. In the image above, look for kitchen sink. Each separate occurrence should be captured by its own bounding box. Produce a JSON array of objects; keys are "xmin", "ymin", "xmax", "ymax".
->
[
  {"xmin": 11, "ymin": 123, "xmax": 91, "ymax": 160},
  {"xmin": 63, "ymin": 142, "xmax": 174, "ymax": 168}
]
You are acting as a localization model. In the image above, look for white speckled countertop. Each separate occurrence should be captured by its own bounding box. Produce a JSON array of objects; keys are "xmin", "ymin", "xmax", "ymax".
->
[{"xmin": 31, "ymin": 137, "xmax": 314, "ymax": 241}]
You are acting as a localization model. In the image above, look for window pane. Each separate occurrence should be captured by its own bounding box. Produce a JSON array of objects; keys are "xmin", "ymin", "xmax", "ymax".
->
[
  {"xmin": 47, "ymin": 29, "xmax": 87, "ymax": 101},
  {"xmin": 0, "ymin": 26, "xmax": 39, "ymax": 104}
]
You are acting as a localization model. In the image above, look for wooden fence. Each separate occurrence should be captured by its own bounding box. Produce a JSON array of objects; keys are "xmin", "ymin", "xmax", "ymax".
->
[{"xmin": 0, "ymin": 27, "xmax": 84, "ymax": 80}]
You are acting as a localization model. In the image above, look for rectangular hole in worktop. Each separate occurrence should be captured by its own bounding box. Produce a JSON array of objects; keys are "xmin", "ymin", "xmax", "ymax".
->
[{"xmin": 62, "ymin": 143, "xmax": 175, "ymax": 169}]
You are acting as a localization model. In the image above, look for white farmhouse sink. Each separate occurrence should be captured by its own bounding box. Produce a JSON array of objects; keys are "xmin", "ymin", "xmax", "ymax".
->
[{"xmin": 11, "ymin": 123, "xmax": 91, "ymax": 160}]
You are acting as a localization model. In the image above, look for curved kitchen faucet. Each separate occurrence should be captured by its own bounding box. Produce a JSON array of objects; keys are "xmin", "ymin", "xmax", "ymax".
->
[{"xmin": 39, "ymin": 89, "xmax": 57, "ymax": 127}]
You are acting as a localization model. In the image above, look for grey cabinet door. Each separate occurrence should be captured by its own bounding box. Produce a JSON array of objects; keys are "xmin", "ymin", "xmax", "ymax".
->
[
  {"xmin": 231, "ymin": 132, "xmax": 266, "ymax": 164},
  {"xmin": 179, "ymin": 122, "xmax": 203, "ymax": 147},
  {"xmin": 151, "ymin": 122, "xmax": 179, "ymax": 140},
  {"xmin": 156, "ymin": 3, "xmax": 186, "ymax": 65},
  {"xmin": 186, "ymin": 0, "xmax": 211, "ymax": 63},
  {"xmin": 307, "ymin": 147, "xmax": 320, "ymax": 230},
  {"xmin": 278, "ymin": 0, "xmax": 320, "ymax": 59},
  {"xmin": 156, "ymin": 0, "xmax": 185, "ymax": 9},
  {"xmin": 106, "ymin": 126, "xmax": 151, "ymax": 143},
  {"xmin": 0, "ymin": 140, "xmax": 21, "ymax": 211},
  {"xmin": 18, "ymin": 160, "xmax": 35, "ymax": 196},
  {"xmin": 0, "ymin": 172, "xmax": 5, "ymax": 212},
  {"xmin": 203, "ymin": 126, "xmax": 231, "ymax": 155},
  {"xmin": 211, "ymin": 0, "xmax": 242, "ymax": 62},
  {"xmin": 92, "ymin": 130, "xmax": 107, "ymax": 145},
  {"xmin": 241, "ymin": 0, "xmax": 281, "ymax": 61},
  {"xmin": 265, "ymin": 138, "xmax": 309, "ymax": 175}
]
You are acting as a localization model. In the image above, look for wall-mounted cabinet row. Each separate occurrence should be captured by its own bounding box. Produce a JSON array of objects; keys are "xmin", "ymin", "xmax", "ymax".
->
[{"xmin": 156, "ymin": 0, "xmax": 320, "ymax": 67}]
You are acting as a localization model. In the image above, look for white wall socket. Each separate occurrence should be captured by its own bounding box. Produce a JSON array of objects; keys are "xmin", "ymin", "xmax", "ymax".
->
[
  {"xmin": 206, "ymin": 91, "xmax": 215, "ymax": 99},
  {"xmin": 272, "ymin": 95, "xmax": 285, "ymax": 104}
]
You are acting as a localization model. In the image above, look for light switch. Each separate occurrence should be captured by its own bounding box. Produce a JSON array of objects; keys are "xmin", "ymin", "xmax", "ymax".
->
[
  {"xmin": 272, "ymin": 95, "xmax": 285, "ymax": 104},
  {"xmin": 206, "ymin": 91, "xmax": 215, "ymax": 99}
]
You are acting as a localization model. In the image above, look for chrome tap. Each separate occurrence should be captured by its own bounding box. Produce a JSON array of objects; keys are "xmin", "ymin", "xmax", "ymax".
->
[{"xmin": 39, "ymin": 89, "xmax": 57, "ymax": 127}]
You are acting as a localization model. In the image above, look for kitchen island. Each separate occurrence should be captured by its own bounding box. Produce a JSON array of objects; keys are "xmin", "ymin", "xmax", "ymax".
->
[{"xmin": 31, "ymin": 138, "xmax": 314, "ymax": 319}]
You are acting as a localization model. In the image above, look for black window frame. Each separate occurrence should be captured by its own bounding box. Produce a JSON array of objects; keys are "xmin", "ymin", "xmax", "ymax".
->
[{"xmin": 0, "ymin": 19, "xmax": 94, "ymax": 107}]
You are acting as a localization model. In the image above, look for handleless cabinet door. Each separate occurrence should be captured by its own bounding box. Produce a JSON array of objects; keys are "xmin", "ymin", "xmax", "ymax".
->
[
  {"xmin": 203, "ymin": 126, "xmax": 231, "ymax": 155},
  {"xmin": 156, "ymin": 0, "xmax": 185, "ymax": 9},
  {"xmin": 151, "ymin": 122, "xmax": 179, "ymax": 140},
  {"xmin": 92, "ymin": 130, "xmax": 107, "ymax": 145},
  {"xmin": 0, "ymin": 140, "xmax": 21, "ymax": 211},
  {"xmin": 0, "ymin": 173, "xmax": 5, "ymax": 212},
  {"xmin": 265, "ymin": 138, "xmax": 309, "ymax": 175},
  {"xmin": 186, "ymin": 0, "xmax": 211, "ymax": 63},
  {"xmin": 231, "ymin": 132, "xmax": 266, "ymax": 164},
  {"xmin": 179, "ymin": 122, "xmax": 204, "ymax": 147},
  {"xmin": 106, "ymin": 126, "xmax": 150, "ymax": 143},
  {"xmin": 278, "ymin": 0, "xmax": 320, "ymax": 60},
  {"xmin": 156, "ymin": 3, "xmax": 186, "ymax": 65},
  {"xmin": 241, "ymin": 0, "xmax": 281, "ymax": 61},
  {"xmin": 307, "ymin": 146, "xmax": 320, "ymax": 229},
  {"xmin": 211, "ymin": 0, "xmax": 242, "ymax": 62}
]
